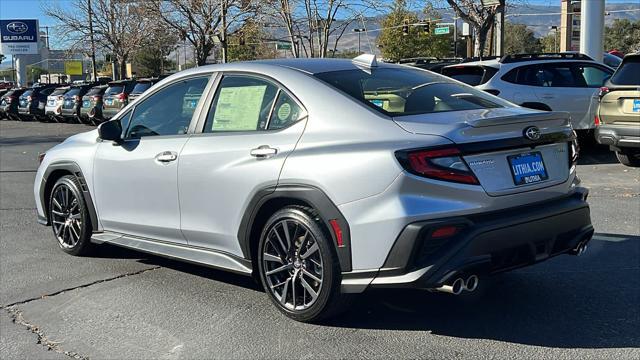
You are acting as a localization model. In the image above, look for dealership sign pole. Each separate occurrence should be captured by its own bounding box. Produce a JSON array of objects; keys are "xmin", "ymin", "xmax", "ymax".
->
[{"xmin": 0, "ymin": 19, "xmax": 40, "ymax": 86}]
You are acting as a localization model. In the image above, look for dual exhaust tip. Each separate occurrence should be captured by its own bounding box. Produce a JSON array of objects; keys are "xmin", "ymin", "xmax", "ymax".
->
[{"xmin": 433, "ymin": 274, "xmax": 479, "ymax": 295}]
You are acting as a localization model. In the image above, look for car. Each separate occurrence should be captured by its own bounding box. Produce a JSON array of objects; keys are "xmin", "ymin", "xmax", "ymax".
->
[
  {"xmin": 17, "ymin": 85, "xmax": 58, "ymax": 121},
  {"xmin": 399, "ymin": 57, "xmax": 464, "ymax": 73},
  {"xmin": 128, "ymin": 78, "xmax": 162, "ymax": 103},
  {"xmin": 441, "ymin": 53, "xmax": 614, "ymax": 137},
  {"xmin": 595, "ymin": 53, "xmax": 640, "ymax": 167},
  {"xmin": 0, "ymin": 88, "xmax": 28, "ymax": 120},
  {"xmin": 61, "ymin": 83, "xmax": 97, "ymax": 123},
  {"xmin": 34, "ymin": 55, "xmax": 593, "ymax": 322},
  {"xmin": 45, "ymin": 86, "xmax": 70, "ymax": 122},
  {"xmin": 80, "ymin": 85, "xmax": 108, "ymax": 125},
  {"xmin": 101, "ymin": 80, "xmax": 136, "ymax": 120}
]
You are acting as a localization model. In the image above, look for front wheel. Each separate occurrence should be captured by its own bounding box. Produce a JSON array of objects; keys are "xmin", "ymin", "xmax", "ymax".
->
[
  {"xmin": 616, "ymin": 149, "xmax": 640, "ymax": 167},
  {"xmin": 48, "ymin": 175, "xmax": 94, "ymax": 255},
  {"xmin": 257, "ymin": 206, "xmax": 351, "ymax": 322}
]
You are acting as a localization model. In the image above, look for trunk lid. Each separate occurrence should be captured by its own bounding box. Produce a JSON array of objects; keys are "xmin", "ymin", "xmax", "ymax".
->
[{"xmin": 394, "ymin": 108, "xmax": 574, "ymax": 196}]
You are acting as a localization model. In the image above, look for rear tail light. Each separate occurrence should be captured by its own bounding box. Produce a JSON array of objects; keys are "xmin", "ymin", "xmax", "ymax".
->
[
  {"xmin": 396, "ymin": 147, "xmax": 480, "ymax": 185},
  {"xmin": 57, "ymin": 95, "xmax": 64, "ymax": 101},
  {"xmin": 569, "ymin": 134, "xmax": 579, "ymax": 169},
  {"xmin": 117, "ymin": 93, "xmax": 127, "ymax": 101},
  {"xmin": 91, "ymin": 96, "xmax": 101, "ymax": 101},
  {"xmin": 598, "ymin": 86, "xmax": 609, "ymax": 99},
  {"xmin": 594, "ymin": 115, "xmax": 601, "ymax": 127},
  {"xmin": 74, "ymin": 95, "xmax": 81, "ymax": 102},
  {"xmin": 27, "ymin": 95, "xmax": 33, "ymax": 102},
  {"xmin": 6, "ymin": 96, "xmax": 14, "ymax": 103}
]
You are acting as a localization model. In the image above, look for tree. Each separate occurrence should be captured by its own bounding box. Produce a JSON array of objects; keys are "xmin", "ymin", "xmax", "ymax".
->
[
  {"xmin": 266, "ymin": 0, "xmax": 379, "ymax": 58},
  {"xmin": 503, "ymin": 22, "xmax": 541, "ymax": 55},
  {"xmin": 227, "ymin": 20, "xmax": 276, "ymax": 62},
  {"xmin": 144, "ymin": 0, "xmax": 256, "ymax": 65},
  {"xmin": 540, "ymin": 32, "xmax": 559, "ymax": 53},
  {"xmin": 0, "ymin": 54, "xmax": 6, "ymax": 64},
  {"xmin": 27, "ymin": 66, "xmax": 49, "ymax": 84},
  {"xmin": 444, "ymin": 0, "xmax": 505, "ymax": 57},
  {"xmin": 133, "ymin": 21, "xmax": 178, "ymax": 77},
  {"xmin": 44, "ymin": 0, "xmax": 149, "ymax": 80},
  {"xmin": 604, "ymin": 19, "xmax": 640, "ymax": 55},
  {"xmin": 377, "ymin": 0, "xmax": 450, "ymax": 62}
]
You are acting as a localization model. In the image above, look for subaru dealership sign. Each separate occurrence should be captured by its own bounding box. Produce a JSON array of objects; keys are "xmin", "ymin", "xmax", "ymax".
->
[{"xmin": 0, "ymin": 19, "xmax": 39, "ymax": 54}]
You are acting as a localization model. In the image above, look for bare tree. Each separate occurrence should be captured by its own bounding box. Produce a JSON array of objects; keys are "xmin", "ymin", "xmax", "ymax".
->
[
  {"xmin": 44, "ymin": 0, "xmax": 149, "ymax": 79},
  {"xmin": 443, "ymin": 0, "xmax": 505, "ymax": 57},
  {"xmin": 144, "ymin": 0, "xmax": 256, "ymax": 65},
  {"xmin": 267, "ymin": 0, "xmax": 379, "ymax": 58}
]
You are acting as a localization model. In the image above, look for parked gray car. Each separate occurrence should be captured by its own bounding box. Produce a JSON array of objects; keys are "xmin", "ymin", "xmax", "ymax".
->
[{"xmin": 34, "ymin": 56, "xmax": 593, "ymax": 322}]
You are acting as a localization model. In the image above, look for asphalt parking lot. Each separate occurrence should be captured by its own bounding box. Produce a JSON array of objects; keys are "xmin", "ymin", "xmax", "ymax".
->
[{"xmin": 0, "ymin": 120, "xmax": 638, "ymax": 359}]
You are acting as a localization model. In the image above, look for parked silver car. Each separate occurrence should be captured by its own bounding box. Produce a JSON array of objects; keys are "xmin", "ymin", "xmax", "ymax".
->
[{"xmin": 34, "ymin": 56, "xmax": 593, "ymax": 322}]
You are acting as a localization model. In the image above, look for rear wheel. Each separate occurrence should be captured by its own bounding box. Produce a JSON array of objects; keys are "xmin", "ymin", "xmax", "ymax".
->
[
  {"xmin": 257, "ymin": 206, "xmax": 351, "ymax": 322},
  {"xmin": 48, "ymin": 175, "xmax": 94, "ymax": 255},
  {"xmin": 616, "ymin": 149, "xmax": 640, "ymax": 167}
]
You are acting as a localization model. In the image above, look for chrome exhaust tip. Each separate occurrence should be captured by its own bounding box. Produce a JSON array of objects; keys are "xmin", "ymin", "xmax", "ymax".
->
[
  {"xmin": 571, "ymin": 240, "xmax": 588, "ymax": 256},
  {"xmin": 464, "ymin": 275, "xmax": 479, "ymax": 292},
  {"xmin": 434, "ymin": 277, "xmax": 465, "ymax": 295}
]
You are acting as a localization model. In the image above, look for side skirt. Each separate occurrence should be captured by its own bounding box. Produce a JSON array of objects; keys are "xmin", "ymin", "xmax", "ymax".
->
[{"xmin": 91, "ymin": 232, "xmax": 253, "ymax": 275}]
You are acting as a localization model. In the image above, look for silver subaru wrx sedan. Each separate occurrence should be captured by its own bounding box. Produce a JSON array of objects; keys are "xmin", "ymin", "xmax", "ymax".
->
[{"xmin": 34, "ymin": 55, "xmax": 593, "ymax": 322}]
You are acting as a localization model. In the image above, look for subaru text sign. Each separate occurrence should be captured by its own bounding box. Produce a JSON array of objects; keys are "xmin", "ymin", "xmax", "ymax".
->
[{"xmin": 0, "ymin": 19, "xmax": 39, "ymax": 55}]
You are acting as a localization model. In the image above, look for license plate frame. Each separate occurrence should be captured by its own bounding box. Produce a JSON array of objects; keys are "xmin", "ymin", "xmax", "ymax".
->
[{"xmin": 507, "ymin": 151, "xmax": 549, "ymax": 186}]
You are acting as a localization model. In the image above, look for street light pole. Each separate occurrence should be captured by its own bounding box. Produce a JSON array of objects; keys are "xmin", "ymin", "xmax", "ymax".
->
[
  {"xmin": 88, "ymin": 0, "xmax": 98, "ymax": 81},
  {"xmin": 353, "ymin": 28, "xmax": 365, "ymax": 54}
]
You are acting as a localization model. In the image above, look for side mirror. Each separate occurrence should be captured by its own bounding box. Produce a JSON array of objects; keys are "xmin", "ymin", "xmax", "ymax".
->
[{"xmin": 98, "ymin": 119, "xmax": 123, "ymax": 144}]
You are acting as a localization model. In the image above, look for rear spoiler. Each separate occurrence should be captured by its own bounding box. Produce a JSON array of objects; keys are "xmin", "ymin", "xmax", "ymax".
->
[{"xmin": 469, "ymin": 111, "xmax": 570, "ymax": 128}]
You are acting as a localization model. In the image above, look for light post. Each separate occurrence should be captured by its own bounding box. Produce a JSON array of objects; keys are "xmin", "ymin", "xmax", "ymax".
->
[
  {"xmin": 352, "ymin": 28, "xmax": 365, "ymax": 54},
  {"xmin": 550, "ymin": 25, "xmax": 559, "ymax": 52}
]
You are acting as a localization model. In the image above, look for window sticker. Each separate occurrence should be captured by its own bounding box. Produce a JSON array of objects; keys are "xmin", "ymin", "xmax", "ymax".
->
[
  {"xmin": 277, "ymin": 102, "xmax": 291, "ymax": 121},
  {"xmin": 212, "ymin": 85, "xmax": 267, "ymax": 131}
]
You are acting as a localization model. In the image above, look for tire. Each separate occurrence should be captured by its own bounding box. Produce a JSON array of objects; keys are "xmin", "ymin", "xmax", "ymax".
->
[
  {"xmin": 48, "ymin": 175, "xmax": 94, "ymax": 256},
  {"xmin": 616, "ymin": 149, "xmax": 640, "ymax": 167},
  {"xmin": 257, "ymin": 206, "xmax": 352, "ymax": 322}
]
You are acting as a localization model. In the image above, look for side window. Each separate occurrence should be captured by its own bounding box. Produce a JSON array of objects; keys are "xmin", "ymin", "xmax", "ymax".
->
[
  {"xmin": 125, "ymin": 76, "xmax": 209, "ymax": 139},
  {"xmin": 539, "ymin": 64, "xmax": 578, "ymax": 87},
  {"xmin": 514, "ymin": 65, "xmax": 542, "ymax": 86},
  {"xmin": 574, "ymin": 64, "xmax": 611, "ymax": 88},
  {"xmin": 268, "ymin": 92, "xmax": 304, "ymax": 130},
  {"xmin": 204, "ymin": 75, "xmax": 278, "ymax": 132}
]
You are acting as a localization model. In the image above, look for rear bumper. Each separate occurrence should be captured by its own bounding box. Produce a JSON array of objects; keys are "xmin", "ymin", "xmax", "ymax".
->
[
  {"xmin": 596, "ymin": 125, "xmax": 640, "ymax": 149},
  {"xmin": 102, "ymin": 108, "xmax": 121, "ymax": 119},
  {"xmin": 342, "ymin": 188, "xmax": 593, "ymax": 292}
]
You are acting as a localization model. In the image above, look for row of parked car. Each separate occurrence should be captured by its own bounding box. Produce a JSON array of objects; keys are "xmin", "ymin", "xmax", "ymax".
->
[{"xmin": 0, "ymin": 77, "xmax": 162, "ymax": 125}]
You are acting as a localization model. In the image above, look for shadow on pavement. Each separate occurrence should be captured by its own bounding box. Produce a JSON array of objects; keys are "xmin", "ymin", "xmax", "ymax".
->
[
  {"xmin": 325, "ymin": 232, "xmax": 639, "ymax": 349},
  {"xmin": 578, "ymin": 143, "xmax": 617, "ymax": 165},
  {"xmin": 0, "ymin": 135, "xmax": 71, "ymax": 146}
]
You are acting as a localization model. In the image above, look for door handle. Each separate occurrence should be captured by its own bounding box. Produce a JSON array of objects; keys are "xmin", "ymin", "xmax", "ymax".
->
[
  {"xmin": 250, "ymin": 145, "xmax": 277, "ymax": 158},
  {"xmin": 155, "ymin": 151, "xmax": 178, "ymax": 163}
]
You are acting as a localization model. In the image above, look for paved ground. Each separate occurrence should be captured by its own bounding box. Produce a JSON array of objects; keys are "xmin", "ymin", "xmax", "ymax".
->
[{"xmin": 1, "ymin": 120, "xmax": 638, "ymax": 359}]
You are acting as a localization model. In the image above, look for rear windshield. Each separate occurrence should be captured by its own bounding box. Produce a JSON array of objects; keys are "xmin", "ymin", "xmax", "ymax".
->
[
  {"xmin": 131, "ymin": 81, "xmax": 152, "ymax": 94},
  {"xmin": 86, "ymin": 87, "xmax": 106, "ymax": 96},
  {"xmin": 21, "ymin": 90, "xmax": 34, "ymax": 97},
  {"xmin": 610, "ymin": 57, "xmax": 640, "ymax": 85},
  {"xmin": 51, "ymin": 88, "xmax": 68, "ymax": 96},
  {"xmin": 314, "ymin": 68, "xmax": 505, "ymax": 116},
  {"xmin": 105, "ymin": 85, "xmax": 124, "ymax": 95},
  {"xmin": 441, "ymin": 65, "xmax": 498, "ymax": 86}
]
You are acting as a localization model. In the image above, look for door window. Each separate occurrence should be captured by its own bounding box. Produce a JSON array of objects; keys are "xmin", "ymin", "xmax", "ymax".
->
[
  {"xmin": 124, "ymin": 76, "xmax": 209, "ymax": 139},
  {"xmin": 573, "ymin": 64, "xmax": 612, "ymax": 88},
  {"xmin": 204, "ymin": 76, "xmax": 278, "ymax": 132},
  {"xmin": 539, "ymin": 64, "xmax": 577, "ymax": 87}
]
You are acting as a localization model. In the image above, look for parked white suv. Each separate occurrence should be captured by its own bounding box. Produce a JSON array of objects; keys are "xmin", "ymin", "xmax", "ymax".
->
[{"xmin": 442, "ymin": 53, "xmax": 614, "ymax": 132}]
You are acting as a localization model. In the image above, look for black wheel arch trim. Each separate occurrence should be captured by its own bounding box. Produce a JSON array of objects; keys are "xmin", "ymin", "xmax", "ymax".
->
[
  {"xmin": 239, "ymin": 184, "xmax": 352, "ymax": 272},
  {"xmin": 40, "ymin": 161, "xmax": 99, "ymax": 232}
]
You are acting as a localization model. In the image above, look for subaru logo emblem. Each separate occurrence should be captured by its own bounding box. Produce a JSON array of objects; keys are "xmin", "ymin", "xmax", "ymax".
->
[
  {"xmin": 524, "ymin": 126, "xmax": 541, "ymax": 141},
  {"xmin": 7, "ymin": 21, "xmax": 28, "ymax": 34}
]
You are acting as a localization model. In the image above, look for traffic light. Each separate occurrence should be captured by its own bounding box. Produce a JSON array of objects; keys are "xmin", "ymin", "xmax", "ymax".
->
[
  {"xmin": 402, "ymin": 19, "xmax": 409, "ymax": 36},
  {"xmin": 423, "ymin": 21, "xmax": 430, "ymax": 34}
]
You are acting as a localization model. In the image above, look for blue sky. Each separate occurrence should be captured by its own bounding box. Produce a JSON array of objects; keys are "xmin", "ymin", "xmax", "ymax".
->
[{"xmin": 1, "ymin": 0, "xmax": 635, "ymax": 27}]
